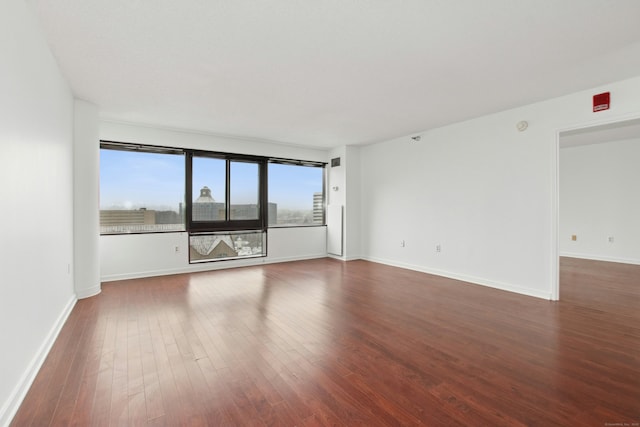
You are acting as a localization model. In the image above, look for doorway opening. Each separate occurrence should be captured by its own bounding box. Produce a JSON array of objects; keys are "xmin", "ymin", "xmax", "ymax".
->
[{"xmin": 554, "ymin": 117, "xmax": 640, "ymax": 300}]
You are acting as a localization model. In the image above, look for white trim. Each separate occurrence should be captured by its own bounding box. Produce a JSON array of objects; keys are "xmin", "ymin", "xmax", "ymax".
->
[
  {"xmin": 76, "ymin": 284, "xmax": 101, "ymax": 299},
  {"xmin": 100, "ymin": 254, "xmax": 327, "ymax": 282},
  {"xmin": 262, "ymin": 254, "xmax": 327, "ymax": 265},
  {"xmin": 326, "ymin": 254, "xmax": 361, "ymax": 262},
  {"xmin": 560, "ymin": 252, "xmax": 640, "ymax": 266},
  {"xmin": 0, "ymin": 295, "xmax": 77, "ymax": 427},
  {"xmin": 557, "ymin": 112, "xmax": 640, "ymax": 138},
  {"xmin": 551, "ymin": 128, "xmax": 561, "ymax": 301},
  {"xmin": 554, "ymin": 112, "xmax": 640, "ymax": 301},
  {"xmin": 362, "ymin": 256, "xmax": 553, "ymax": 300}
]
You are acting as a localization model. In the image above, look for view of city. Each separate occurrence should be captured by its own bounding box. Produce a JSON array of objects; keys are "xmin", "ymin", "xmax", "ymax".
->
[
  {"xmin": 99, "ymin": 187, "xmax": 323, "ymax": 234},
  {"xmin": 100, "ymin": 148, "xmax": 324, "ymax": 261}
]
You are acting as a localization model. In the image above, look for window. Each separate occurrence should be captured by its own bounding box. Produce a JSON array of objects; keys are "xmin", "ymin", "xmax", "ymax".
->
[
  {"xmin": 189, "ymin": 231, "xmax": 266, "ymax": 262},
  {"xmin": 230, "ymin": 161, "xmax": 260, "ymax": 220},
  {"xmin": 99, "ymin": 144, "xmax": 185, "ymax": 234},
  {"xmin": 268, "ymin": 162, "xmax": 325, "ymax": 226},
  {"xmin": 100, "ymin": 141, "xmax": 326, "ymax": 262},
  {"xmin": 191, "ymin": 156, "xmax": 226, "ymax": 222},
  {"xmin": 187, "ymin": 153, "xmax": 266, "ymax": 232}
]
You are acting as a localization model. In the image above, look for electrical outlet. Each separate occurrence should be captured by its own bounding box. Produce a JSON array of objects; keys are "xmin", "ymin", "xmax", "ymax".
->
[
  {"xmin": 436, "ymin": 244, "xmax": 441, "ymax": 253},
  {"xmin": 175, "ymin": 246, "xmax": 180, "ymax": 253},
  {"xmin": 608, "ymin": 236, "xmax": 614, "ymax": 243},
  {"xmin": 400, "ymin": 240, "xmax": 405, "ymax": 248}
]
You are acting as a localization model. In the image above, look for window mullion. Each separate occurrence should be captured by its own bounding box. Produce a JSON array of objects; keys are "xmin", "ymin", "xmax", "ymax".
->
[
  {"xmin": 186, "ymin": 152, "xmax": 193, "ymax": 230},
  {"xmin": 225, "ymin": 159, "xmax": 231, "ymax": 221}
]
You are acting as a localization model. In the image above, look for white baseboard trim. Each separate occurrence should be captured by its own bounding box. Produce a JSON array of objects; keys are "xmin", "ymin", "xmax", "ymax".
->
[
  {"xmin": 560, "ymin": 252, "xmax": 640, "ymax": 266},
  {"xmin": 326, "ymin": 254, "xmax": 362, "ymax": 262},
  {"xmin": 262, "ymin": 254, "xmax": 328, "ymax": 266},
  {"xmin": 76, "ymin": 284, "xmax": 101, "ymax": 299},
  {"xmin": 101, "ymin": 254, "xmax": 328, "ymax": 282},
  {"xmin": 361, "ymin": 256, "xmax": 553, "ymax": 300},
  {"xmin": 0, "ymin": 295, "xmax": 77, "ymax": 427}
]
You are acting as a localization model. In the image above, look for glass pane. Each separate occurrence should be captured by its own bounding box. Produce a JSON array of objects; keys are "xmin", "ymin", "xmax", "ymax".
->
[
  {"xmin": 230, "ymin": 161, "xmax": 259, "ymax": 220},
  {"xmin": 192, "ymin": 156, "xmax": 226, "ymax": 221},
  {"xmin": 99, "ymin": 149, "xmax": 185, "ymax": 234},
  {"xmin": 268, "ymin": 163, "xmax": 324, "ymax": 226},
  {"xmin": 189, "ymin": 231, "xmax": 266, "ymax": 262}
]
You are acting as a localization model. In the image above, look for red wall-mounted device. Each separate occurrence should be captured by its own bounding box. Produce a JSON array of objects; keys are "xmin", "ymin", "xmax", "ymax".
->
[{"xmin": 593, "ymin": 92, "xmax": 610, "ymax": 112}]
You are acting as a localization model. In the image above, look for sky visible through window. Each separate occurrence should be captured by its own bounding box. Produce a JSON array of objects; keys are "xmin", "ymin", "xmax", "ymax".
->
[
  {"xmin": 100, "ymin": 149, "xmax": 323, "ymax": 212},
  {"xmin": 192, "ymin": 156, "xmax": 225, "ymax": 204},
  {"xmin": 100, "ymin": 149, "xmax": 184, "ymax": 211},
  {"xmin": 268, "ymin": 163, "xmax": 323, "ymax": 211}
]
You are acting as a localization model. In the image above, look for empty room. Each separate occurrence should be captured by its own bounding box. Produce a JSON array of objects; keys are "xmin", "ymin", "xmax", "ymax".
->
[{"xmin": 2, "ymin": 0, "xmax": 639, "ymax": 426}]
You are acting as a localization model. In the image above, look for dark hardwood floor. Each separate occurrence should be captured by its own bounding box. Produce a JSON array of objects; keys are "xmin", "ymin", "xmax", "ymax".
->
[{"xmin": 11, "ymin": 257, "xmax": 640, "ymax": 426}]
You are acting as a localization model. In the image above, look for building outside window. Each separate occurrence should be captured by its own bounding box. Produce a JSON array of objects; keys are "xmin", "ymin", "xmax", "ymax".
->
[
  {"xmin": 100, "ymin": 142, "xmax": 326, "ymax": 262},
  {"xmin": 99, "ymin": 145, "xmax": 185, "ymax": 234},
  {"xmin": 268, "ymin": 162, "xmax": 325, "ymax": 226}
]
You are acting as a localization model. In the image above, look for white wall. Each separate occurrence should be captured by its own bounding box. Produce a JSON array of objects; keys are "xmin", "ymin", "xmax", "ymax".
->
[
  {"xmin": 99, "ymin": 122, "xmax": 329, "ymax": 281},
  {"xmin": 0, "ymin": 1, "xmax": 76, "ymax": 424},
  {"xmin": 74, "ymin": 100, "xmax": 101, "ymax": 298},
  {"xmin": 100, "ymin": 227, "xmax": 327, "ymax": 281},
  {"xmin": 328, "ymin": 146, "xmax": 345, "ymax": 256},
  {"xmin": 344, "ymin": 146, "xmax": 362, "ymax": 260},
  {"xmin": 327, "ymin": 146, "xmax": 362, "ymax": 260},
  {"xmin": 560, "ymin": 138, "xmax": 640, "ymax": 264},
  {"xmin": 360, "ymin": 76, "xmax": 640, "ymax": 300}
]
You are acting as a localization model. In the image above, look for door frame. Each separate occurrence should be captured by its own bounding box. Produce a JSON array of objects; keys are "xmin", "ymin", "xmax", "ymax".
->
[{"xmin": 552, "ymin": 113, "xmax": 640, "ymax": 300}]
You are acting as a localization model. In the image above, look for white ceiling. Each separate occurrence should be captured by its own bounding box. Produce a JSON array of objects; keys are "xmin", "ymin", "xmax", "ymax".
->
[{"xmin": 27, "ymin": 0, "xmax": 640, "ymax": 149}]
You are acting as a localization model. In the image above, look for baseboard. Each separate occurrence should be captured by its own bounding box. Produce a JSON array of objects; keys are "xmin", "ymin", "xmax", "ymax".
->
[
  {"xmin": 560, "ymin": 252, "xmax": 640, "ymax": 266},
  {"xmin": 361, "ymin": 256, "xmax": 552, "ymax": 300},
  {"xmin": 263, "ymin": 253, "xmax": 328, "ymax": 265},
  {"xmin": 327, "ymin": 254, "xmax": 362, "ymax": 262},
  {"xmin": 0, "ymin": 295, "xmax": 77, "ymax": 427},
  {"xmin": 101, "ymin": 253, "xmax": 328, "ymax": 282},
  {"xmin": 76, "ymin": 284, "xmax": 101, "ymax": 299}
]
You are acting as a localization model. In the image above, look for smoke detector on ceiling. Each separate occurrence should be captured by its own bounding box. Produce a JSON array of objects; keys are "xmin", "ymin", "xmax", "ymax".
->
[{"xmin": 516, "ymin": 121, "xmax": 529, "ymax": 132}]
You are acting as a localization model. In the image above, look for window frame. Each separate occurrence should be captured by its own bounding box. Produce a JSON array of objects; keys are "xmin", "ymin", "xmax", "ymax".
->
[
  {"xmin": 188, "ymin": 229, "xmax": 267, "ymax": 263},
  {"xmin": 267, "ymin": 158, "xmax": 327, "ymax": 228},
  {"xmin": 99, "ymin": 141, "xmax": 327, "ymax": 237},
  {"xmin": 186, "ymin": 150, "xmax": 268, "ymax": 232},
  {"xmin": 99, "ymin": 141, "xmax": 186, "ymax": 235}
]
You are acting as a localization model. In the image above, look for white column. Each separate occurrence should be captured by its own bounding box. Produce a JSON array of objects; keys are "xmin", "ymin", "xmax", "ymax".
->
[
  {"xmin": 344, "ymin": 145, "xmax": 361, "ymax": 260},
  {"xmin": 327, "ymin": 145, "xmax": 361, "ymax": 260},
  {"xmin": 73, "ymin": 99, "xmax": 101, "ymax": 298}
]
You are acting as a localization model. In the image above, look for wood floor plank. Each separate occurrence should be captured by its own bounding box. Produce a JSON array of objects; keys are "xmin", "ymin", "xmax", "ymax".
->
[
  {"xmin": 138, "ymin": 311, "xmax": 164, "ymax": 422},
  {"xmin": 69, "ymin": 309, "xmax": 108, "ymax": 426},
  {"xmin": 11, "ymin": 257, "xmax": 640, "ymax": 426},
  {"xmin": 109, "ymin": 312, "xmax": 131, "ymax": 425},
  {"xmin": 48, "ymin": 302, "xmax": 99, "ymax": 426},
  {"xmin": 12, "ymin": 302, "xmax": 84, "ymax": 426}
]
